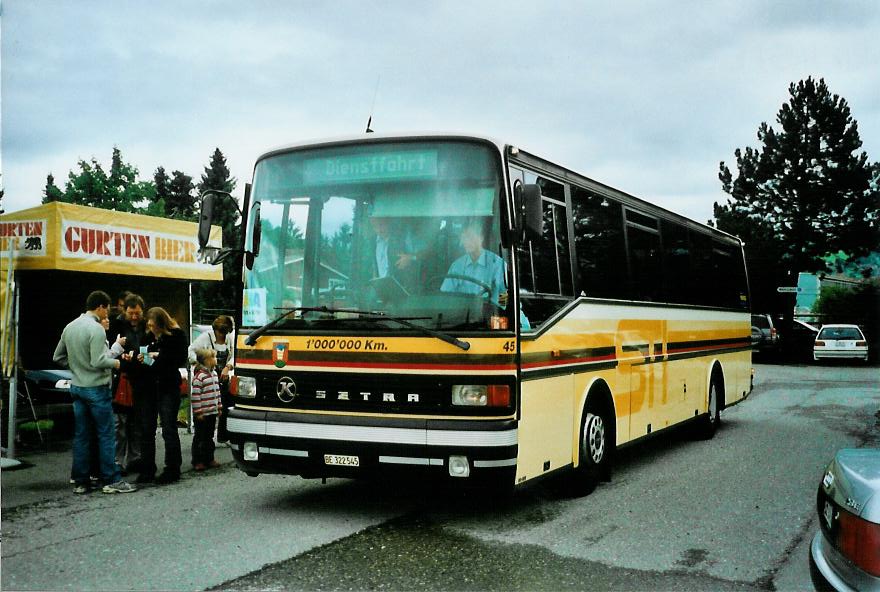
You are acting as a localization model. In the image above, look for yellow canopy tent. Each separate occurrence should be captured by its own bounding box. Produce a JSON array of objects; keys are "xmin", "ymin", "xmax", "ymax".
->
[{"xmin": 0, "ymin": 202, "xmax": 223, "ymax": 459}]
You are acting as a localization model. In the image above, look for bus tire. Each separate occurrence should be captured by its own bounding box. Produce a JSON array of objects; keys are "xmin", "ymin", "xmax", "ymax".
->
[
  {"xmin": 567, "ymin": 396, "xmax": 614, "ymax": 497},
  {"xmin": 694, "ymin": 371, "xmax": 722, "ymax": 440}
]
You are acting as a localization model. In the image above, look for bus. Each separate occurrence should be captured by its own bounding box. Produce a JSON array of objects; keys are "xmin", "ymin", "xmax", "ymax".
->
[{"xmin": 197, "ymin": 133, "xmax": 752, "ymax": 495}]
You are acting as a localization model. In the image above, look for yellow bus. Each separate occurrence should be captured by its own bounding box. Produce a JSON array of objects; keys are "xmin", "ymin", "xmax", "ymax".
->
[{"xmin": 198, "ymin": 133, "xmax": 752, "ymax": 495}]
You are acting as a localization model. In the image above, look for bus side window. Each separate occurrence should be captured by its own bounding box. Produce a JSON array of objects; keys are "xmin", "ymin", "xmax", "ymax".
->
[
  {"xmin": 571, "ymin": 187, "xmax": 627, "ymax": 299},
  {"xmin": 625, "ymin": 209, "xmax": 663, "ymax": 302},
  {"xmin": 517, "ymin": 173, "xmax": 574, "ymax": 328},
  {"xmin": 661, "ymin": 220, "xmax": 691, "ymax": 305}
]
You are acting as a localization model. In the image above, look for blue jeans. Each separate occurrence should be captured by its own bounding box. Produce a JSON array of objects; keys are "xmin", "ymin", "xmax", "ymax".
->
[{"xmin": 70, "ymin": 384, "xmax": 120, "ymax": 485}]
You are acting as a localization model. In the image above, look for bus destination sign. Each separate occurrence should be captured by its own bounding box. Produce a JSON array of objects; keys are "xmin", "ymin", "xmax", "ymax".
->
[{"xmin": 304, "ymin": 150, "xmax": 438, "ymax": 185}]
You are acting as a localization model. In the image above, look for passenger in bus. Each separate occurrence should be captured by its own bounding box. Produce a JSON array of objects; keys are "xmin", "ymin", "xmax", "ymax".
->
[
  {"xmin": 368, "ymin": 215, "xmax": 426, "ymax": 297},
  {"xmin": 369, "ymin": 216, "xmax": 405, "ymax": 280}
]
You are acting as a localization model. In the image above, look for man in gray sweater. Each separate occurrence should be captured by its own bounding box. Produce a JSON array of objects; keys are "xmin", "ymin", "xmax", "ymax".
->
[{"xmin": 54, "ymin": 291, "xmax": 137, "ymax": 494}]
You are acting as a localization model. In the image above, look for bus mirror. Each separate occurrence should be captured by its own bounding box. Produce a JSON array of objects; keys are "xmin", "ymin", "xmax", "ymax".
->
[
  {"xmin": 197, "ymin": 193, "xmax": 215, "ymax": 249},
  {"xmin": 244, "ymin": 203, "xmax": 262, "ymax": 270},
  {"xmin": 252, "ymin": 208, "xmax": 262, "ymax": 257},
  {"xmin": 520, "ymin": 183, "xmax": 543, "ymax": 241}
]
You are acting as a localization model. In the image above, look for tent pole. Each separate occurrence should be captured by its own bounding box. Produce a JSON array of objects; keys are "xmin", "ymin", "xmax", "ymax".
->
[
  {"xmin": 6, "ymin": 270, "xmax": 20, "ymax": 460},
  {"xmin": 187, "ymin": 281, "xmax": 193, "ymax": 435}
]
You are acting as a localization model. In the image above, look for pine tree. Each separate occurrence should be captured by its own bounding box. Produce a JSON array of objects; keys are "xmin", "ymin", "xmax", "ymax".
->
[
  {"xmin": 194, "ymin": 148, "xmax": 240, "ymax": 318},
  {"xmin": 153, "ymin": 166, "xmax": 171, "ymax": 214},
  {"xmin": 108, "ymin": 147, "xmax": 151, "ymax": 212},
  {"xmin": 43, "ymin": 173, "xmax": 66, "ymax": 203},
  {"xmin": 167, "ymin": 170, "xmax": 196, "ymax": 220},
  {"xmin": 717, "ymin": 77, "xmax": 878, "ymax": 275},
  {"xmin": 109, "ymin": 147, "xmax": 126, "ymax": 210}
]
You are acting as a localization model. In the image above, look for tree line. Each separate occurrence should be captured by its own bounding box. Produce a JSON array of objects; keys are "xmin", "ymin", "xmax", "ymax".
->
[{"xmin": 41, "ymin": 147, "xmax": 241, "ymax": 320}]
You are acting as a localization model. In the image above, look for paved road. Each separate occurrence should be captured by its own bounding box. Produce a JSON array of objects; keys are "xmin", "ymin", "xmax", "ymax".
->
[{"xmin": 3, "ymin": 363, "xmax": 878, "ymax": 591}]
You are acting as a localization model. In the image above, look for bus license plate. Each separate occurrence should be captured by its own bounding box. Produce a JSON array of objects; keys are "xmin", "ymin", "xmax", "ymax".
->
[{"xmin": 324, "ymin": 454, "xmax": 359, "ymax": 467}]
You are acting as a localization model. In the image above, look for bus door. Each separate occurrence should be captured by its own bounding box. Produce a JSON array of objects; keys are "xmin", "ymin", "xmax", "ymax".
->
[{"xmin": 618, "ymin": 318, "xmax": 666, "ymax": 439}]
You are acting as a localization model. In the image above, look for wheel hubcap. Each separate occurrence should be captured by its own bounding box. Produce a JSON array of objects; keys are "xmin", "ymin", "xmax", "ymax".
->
[{"xmin": 584, "ymin": 413, "xmax": 605, "ymax": 464}]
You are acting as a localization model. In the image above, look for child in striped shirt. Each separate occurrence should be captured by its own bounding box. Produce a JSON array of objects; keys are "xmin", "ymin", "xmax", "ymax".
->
[{"xmin": 191, "ymin": 348, "xmax": 222, "ymax": 471}]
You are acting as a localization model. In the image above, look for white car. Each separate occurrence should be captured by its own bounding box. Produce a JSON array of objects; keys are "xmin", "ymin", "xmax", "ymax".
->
[{"xmin": 814, "ymin": 324, "xmax": 869, "ymax": 362}]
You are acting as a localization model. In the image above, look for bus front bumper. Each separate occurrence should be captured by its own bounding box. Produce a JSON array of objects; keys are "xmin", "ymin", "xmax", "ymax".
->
[{"xmin": 226, "ymin": 407, "xmax": 518, "ymax": 484}]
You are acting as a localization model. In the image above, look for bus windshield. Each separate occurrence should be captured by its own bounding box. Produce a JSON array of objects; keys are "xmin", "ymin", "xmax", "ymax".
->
[{"xmin": 242, "ymin": 140, "xmax": 512, "ymax": 332}]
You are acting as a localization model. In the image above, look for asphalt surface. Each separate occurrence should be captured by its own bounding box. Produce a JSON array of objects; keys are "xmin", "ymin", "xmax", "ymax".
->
[{"xmin": 2, "ymin": 362, "xmax": 878, "ymax": 591}]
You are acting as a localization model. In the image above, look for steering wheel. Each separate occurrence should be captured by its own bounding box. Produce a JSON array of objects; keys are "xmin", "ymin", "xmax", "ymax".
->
[{"xmin": 431, "ymin": 273, "xmax": 492, "ymax": 298}]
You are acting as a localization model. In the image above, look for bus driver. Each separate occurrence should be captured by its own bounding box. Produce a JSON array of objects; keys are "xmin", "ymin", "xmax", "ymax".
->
[{"xmin": 441, "ymin": 221, "xmax": 505, "ymax": 303}]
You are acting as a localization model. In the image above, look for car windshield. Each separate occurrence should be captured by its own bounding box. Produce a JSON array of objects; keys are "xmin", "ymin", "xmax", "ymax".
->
[
  {"xmin": 242, "ymin": 140, "xmax": 513, "ymax": 332},
  {"xmin": 817, "ymin": 327, "xmax": 864, "ymax": 340}
]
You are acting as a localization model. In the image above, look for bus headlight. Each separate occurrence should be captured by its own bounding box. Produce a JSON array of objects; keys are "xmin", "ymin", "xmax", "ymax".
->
[
  {"xmin": 452, "ymin": 385, "xmax": 510, "ymax": 407},
  {"xmin": 234, "ymin": 376, "xmax": 257, "ymax": 398}
]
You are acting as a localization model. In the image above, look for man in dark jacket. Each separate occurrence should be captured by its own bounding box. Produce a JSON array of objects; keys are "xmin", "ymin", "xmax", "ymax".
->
[{"xmin": 108, "ymin": 293, "xmax": 148, "ymax": 474}]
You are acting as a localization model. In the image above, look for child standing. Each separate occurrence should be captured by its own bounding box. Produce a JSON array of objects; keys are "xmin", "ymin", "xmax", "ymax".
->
[{"xmin": 191, "ymin": 348, "xmax": 222, "ymax": 471}]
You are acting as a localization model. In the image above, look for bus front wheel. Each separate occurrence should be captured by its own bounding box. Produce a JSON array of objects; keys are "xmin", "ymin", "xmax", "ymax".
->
[{"xmin": 568, "ymin": 399, "xmax": 614, "ymax": 496}]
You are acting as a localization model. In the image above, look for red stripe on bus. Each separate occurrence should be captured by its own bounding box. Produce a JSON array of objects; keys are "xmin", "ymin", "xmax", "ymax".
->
[
  {"xmin": 668, "ymin": 341, "xmax": 751, "ymax": 354},
  {"xmin": 521, "ymin": 353, "xmax": 617, "ymax": 369}
]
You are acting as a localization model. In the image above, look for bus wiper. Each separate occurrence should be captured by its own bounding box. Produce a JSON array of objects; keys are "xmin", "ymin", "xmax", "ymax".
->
[
  {"xmin": 244, "ymin": 306, "xmax": 353, "ymax": 345},
  {"xmin": 244, "ymin": 308, "xmax": 302, "ymax": 346}
]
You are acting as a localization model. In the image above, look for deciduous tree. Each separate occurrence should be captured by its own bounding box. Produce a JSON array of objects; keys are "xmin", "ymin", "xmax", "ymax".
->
[{"xmin": 57, "ymin": 148, "xmax": 155, "ymax": 213}]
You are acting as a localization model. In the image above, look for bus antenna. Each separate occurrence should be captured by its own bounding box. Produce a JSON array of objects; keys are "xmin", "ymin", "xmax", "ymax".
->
[{"xmin": 365, "ymin": 75, "xmax": 380, "ymax": 133}]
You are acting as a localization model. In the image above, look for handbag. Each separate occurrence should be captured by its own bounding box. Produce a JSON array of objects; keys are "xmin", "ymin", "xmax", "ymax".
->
[{"xmin": 113, "ymin": 372, "xmax": 134, "ymax": 408}]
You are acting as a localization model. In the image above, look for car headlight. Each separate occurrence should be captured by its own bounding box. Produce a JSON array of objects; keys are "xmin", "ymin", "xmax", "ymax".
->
[
  {"xmin": 451, "ymin": 385, "xmax": 510, "ymax": 407},
  {"xmin": 55, "ymin": 379, "xmax": 71, "ymax": 389},
  {"xmin": 232, "ymin": 376, "xmax": 257, "ymax": 398}
]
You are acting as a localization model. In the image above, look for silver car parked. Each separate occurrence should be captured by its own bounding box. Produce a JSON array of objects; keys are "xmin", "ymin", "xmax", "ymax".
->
[{"xmin": 810, "ymin": 448, "xmax": 880, "ymax": 591}]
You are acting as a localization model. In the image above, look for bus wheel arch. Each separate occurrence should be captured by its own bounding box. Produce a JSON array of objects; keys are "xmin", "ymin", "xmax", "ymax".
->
[{"xmin": 568, "ymin": 380, "xmax": 616, "ymax": 496}]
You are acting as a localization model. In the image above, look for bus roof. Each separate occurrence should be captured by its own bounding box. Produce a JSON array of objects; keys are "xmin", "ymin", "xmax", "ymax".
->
[{"xmin": 255, "ymin": 132, "xmax": 742, "ymax": 246}]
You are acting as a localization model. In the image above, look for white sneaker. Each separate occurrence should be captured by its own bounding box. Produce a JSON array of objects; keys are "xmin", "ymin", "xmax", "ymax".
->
[{"xmin": 102, "ymin": 480, "xmax": 137, "ymax": 494}]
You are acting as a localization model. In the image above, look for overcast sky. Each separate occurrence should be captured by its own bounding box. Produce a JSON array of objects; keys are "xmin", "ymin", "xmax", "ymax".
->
[{"xmin": 2, "ymin": 0, "xmax": 879, "ymax": 223}]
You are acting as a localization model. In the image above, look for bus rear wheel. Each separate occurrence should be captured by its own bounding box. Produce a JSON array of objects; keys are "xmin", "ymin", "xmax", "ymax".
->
[
  {"xmin": 694, "ymin": 375, "xmax": 721, "ymax": 440},
  {"xmin": 567, "ymin": 400, "xmax": 613, "ymax": 496}
]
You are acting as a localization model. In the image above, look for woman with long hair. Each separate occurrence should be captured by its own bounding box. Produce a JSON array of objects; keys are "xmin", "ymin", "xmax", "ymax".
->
[{"xmin": 137, "ymin": 307, "xmax": 188, "ymax": 485}]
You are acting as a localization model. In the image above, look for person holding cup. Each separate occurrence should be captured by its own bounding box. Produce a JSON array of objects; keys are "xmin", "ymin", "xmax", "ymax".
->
[{"xmin": 137, "ymin": 307, "xmax": 188, "ymax": 485}]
